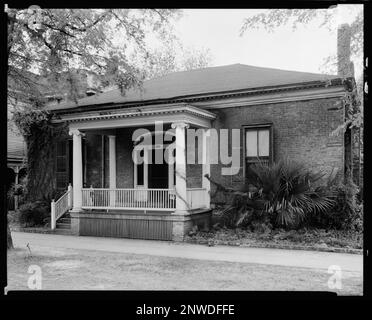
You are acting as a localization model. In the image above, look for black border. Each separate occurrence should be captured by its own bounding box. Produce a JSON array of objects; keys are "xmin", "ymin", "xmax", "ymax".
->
[{"xmin": 1, "ymin": 1, "xmax": 370, "ymax": 310}]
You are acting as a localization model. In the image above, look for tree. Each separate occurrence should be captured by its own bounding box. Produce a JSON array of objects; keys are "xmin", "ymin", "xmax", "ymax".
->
[
  {"xmin": 7, "ymin": 8, "xmax": 181, "ymax": 105},
  {"xmin": 6, "ymin": 8, "xmax": 181, "ymax": 249},
  {"xmin": 136, "ymin": 40, "xmax": 213, "ymax": 80},
  {"xmin": 240, "ymin": 7, "xmax": 363, "ymax": 130},
  {"xmin": 240, "ymin": 7, "xmax": 364, "ymax": 189}
]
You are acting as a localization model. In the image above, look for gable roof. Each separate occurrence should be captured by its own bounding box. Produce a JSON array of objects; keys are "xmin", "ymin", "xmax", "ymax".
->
[{"xmin": 47, "ymin": 63, "xmax": 340, "ymax": 112}]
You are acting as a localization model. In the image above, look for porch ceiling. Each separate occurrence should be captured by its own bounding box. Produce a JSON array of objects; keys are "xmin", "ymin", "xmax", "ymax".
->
[{"xmin": 53, "ymin": 103, "xmax": 217, "ymax": 130}]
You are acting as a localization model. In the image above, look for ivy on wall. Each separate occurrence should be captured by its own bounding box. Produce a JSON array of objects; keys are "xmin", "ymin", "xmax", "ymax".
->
[{"xmin": 13, "ymin": 109, "xmax": 68, "ymax": 203}]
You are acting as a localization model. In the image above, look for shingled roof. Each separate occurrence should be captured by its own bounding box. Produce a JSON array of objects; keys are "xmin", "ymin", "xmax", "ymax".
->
[{"xmin": 47, "ymin": 63, "xmax": 339, "ymax": 111}]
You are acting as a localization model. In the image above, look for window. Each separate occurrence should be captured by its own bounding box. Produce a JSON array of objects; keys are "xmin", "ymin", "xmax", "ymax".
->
[
  {"xmin": 55, "ymin": 140, "xmax": 69, "ymax": 190},
  {"xmin": 245, "ymin": 125, "xmax": 272, "ymax": 171}
]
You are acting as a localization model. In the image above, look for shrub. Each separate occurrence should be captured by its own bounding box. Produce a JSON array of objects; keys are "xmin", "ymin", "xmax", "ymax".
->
[
  {"xmin": 311, "ymin": 176, "xmax": 362, "ymax": 231},
  {"xmin": 208, "ymin": 160, "xmax": 363, "ymax": 231},
  {"xmin": 213, "ymin": 190, "xmax": 269, "ymax": 229},
  {"xmin": 18, "ymin": 201, "xmax": 50, "ymax": 227},
  {"xmin": 246, "ymin": 159, "xmax": 335, "ymax": 229}
]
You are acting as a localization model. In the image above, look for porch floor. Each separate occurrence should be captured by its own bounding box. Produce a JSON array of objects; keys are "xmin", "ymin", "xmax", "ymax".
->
[{"xmin": 81, "ymin": 209, "xmax": 173, "ymax": 216}]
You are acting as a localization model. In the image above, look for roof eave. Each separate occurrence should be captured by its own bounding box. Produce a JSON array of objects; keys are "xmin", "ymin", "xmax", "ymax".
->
[{"xmin": 48, "ymin": 77, "xmax": 346, "ymax": 115}]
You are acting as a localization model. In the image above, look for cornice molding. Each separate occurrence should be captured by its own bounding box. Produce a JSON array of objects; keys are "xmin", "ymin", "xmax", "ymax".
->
[
  {"xmin": 52, "ymin": 104, "xmax": 217, "ymax": 124},
  {"xmin": 192, "ymin": 85, "xmax": 346, "ymax": 109}
]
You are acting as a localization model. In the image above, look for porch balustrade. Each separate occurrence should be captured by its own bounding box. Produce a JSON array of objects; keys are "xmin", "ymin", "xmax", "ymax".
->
[
  {"xmin": 51, "ymin": 184, "xmax": 73, "ymax": 230},
  {"xmin": 81, "ymin": 188, "xmax": 207, "ymax": 211}
]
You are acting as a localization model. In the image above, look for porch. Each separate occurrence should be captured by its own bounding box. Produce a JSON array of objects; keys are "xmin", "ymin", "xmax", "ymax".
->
[{"xmin": 51, "ymin": 103, "xmax": 216, "ymax": 240}]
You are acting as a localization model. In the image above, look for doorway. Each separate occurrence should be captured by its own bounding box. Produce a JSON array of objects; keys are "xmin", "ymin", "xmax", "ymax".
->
[
  {"xmin": 148, "ymin": 148, "xmax": 168, "ymax": 188},
  {"xmin": 134, "ymin": 147, "xmax": 174, "ymax": 190}
]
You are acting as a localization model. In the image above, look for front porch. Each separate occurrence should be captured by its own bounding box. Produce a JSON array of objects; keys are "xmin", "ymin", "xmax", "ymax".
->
[{"xmin": 52, "ymin": 103, "xmax": 216, "ymax": 240}]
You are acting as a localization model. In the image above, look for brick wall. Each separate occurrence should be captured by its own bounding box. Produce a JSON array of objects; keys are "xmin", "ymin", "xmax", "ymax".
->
[{"xmin": 207, "ymin": 97, "xmax": 345, "ymax": 199}]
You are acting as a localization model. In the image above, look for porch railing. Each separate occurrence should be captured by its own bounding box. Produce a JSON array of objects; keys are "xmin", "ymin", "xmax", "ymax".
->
[
  {"xmin": 82, "ymin": 188, "xmax": 176, "ymax": 211},
  {"xmin": 186, "ymin": 188, "xmax": 207, "ymax": 210},
  {"xmin": 51, "ymin": 184, "xmax": 73, "ymax": 230},
  {"xmin": 81, "ymin": 187, "xmax": 208, "ymax": 211}
]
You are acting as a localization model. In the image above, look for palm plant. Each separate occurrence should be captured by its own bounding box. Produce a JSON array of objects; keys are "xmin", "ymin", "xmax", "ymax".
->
[{"xmin": 246, "ymin": 159, "xmax": 336, "ymax": 229}]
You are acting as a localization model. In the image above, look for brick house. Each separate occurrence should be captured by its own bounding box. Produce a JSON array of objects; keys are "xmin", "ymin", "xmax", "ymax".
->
[{"xmin": 44, "ymin": 63, "xmax": 358, "ymax": 241}]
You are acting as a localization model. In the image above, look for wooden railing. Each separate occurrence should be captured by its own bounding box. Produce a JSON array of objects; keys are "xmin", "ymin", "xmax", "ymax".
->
[
  {"xmin": 51, "ymin": 184, "xmax": 73, "ymax": 230},
  {"xmin": 82, "ymin": 188, "xmax": 176, "ymax": 211},
  {"xmin": 186, "ymin": 188, "xmax": 207, "ymax": 210}
]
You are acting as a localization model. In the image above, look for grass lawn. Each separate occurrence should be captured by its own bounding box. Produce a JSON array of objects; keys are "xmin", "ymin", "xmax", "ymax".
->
[{"xmin": 7, "ymin": 246, "xmax": 362, "ymax": 294}]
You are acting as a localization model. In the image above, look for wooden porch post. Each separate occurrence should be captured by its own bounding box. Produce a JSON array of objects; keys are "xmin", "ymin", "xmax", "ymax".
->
[
  {"xmin": 69, "ymin": 129, "xmax": 84, "ymax": 212},
  {"xmin": 202, "ymin": 129, "xmax": 211, "ymax": 208},
  {"xmin": 171, "ymin": 122, "xmax": 189, "ymax": 213},
  {"xmin": 108, "ymin": 135, "xmax": 116, "ymax": 207}
]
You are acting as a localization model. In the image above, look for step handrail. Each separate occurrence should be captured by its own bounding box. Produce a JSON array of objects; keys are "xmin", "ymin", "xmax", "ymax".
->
[{"xmin": 51, "ymin": 184, "xmax": 72, "ymax": 230}]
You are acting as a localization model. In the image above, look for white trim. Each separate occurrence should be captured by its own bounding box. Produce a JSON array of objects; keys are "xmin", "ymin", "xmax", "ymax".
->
[
  {"xmin": 201, "ymin": 129, "xmax": 211, "ymax": 208},
  {"xmin": 81, "ymin": 206, "xmax": 174, "ymax": 211},
  {"xmin": 193, "ymin": 86, "xmax": 346, "ymax": 109},
  {"xmin": 53, "ymin": 103, "xmax": 216, "ymax": 124},
  {"xmin": 66, "ymin": 112, "xmax": 212, "ymax": 131}
]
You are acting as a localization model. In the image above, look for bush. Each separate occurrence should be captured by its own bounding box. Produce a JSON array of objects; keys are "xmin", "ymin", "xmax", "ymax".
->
[
  {"xmin": 18, "ymin": 201, "xmax": 50, "ymax": 227},
  {"xmin": 310, "ymin": 176, "xmax": 363, "ymax": 231},
  {"xmin": 246, "ymin": 159, "xmax": 335, "ymax": 229},
  {"xmin": 208, "ymin": 161, "xmax": 362, "ymax": 232}
]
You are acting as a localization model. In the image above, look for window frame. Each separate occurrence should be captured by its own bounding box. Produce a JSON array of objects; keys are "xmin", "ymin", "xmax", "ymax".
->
[
  {"xmin": 55, "ymin": 139, "xmax": 70, "ymax": 190},
  {"xmin": 242, "ymin": 123, "xmax": 273, "ymax": 178}
]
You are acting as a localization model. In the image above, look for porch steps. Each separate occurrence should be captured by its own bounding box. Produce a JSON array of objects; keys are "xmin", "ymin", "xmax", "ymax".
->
[{"xmin": 56, "ymin": 213, "xmax": 71, "ymax": 230}]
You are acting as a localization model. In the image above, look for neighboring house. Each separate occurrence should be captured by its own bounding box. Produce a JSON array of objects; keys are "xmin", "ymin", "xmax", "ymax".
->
[
  {"xmin": 45, "ymin": 63, "xmax": 358, "ymax": 241},
  {"xmin": 7, "ymin": 116, "xmax": 27, "ymax": 210}
]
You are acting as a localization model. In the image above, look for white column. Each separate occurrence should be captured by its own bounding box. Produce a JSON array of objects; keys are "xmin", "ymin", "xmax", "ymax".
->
[
  {"xmin": 69, "ymin": 129, "xmax": 84, "ymax": 212},
  {"xmin": 14, "ymin": 166, "xmax": 19, "ymax": 210},
  {"xmin": 171, "ymin": 122, "xmax": 189, "ymax": 213},
  {"xmin": 108, "ymin": 135, "xmax": 116, "ymax": 207},
  {"xmin": 202, "ymin": 129, "xmax": 211, "ymax": 208},
  {"xmin": 51, "ymin": 199, "xmax": 56, "ymax": 230},
  {"xmin": 67, "ymin": 183, "xmax": 73, "ymax": 209}
]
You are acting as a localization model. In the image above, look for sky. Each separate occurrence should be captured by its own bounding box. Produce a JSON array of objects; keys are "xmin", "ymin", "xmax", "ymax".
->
[{"xmin": 170, "ymin": 6, "xmax": 363, "ymax": 78}]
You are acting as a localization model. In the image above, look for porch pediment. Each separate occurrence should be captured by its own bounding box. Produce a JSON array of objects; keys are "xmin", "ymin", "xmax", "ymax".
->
[{"xmin": 52, "ymin": 103, "xmax": 217, "ymax": 129}]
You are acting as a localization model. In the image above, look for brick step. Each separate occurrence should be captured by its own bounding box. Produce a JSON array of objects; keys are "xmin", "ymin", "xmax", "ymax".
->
[
  {"xmin": 58, "ymin": 217, "xmax": 71, "ymax": 224},
  {"xmin": 56, "ymin": 222, "xmax": 71, "ymax": 230}
]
